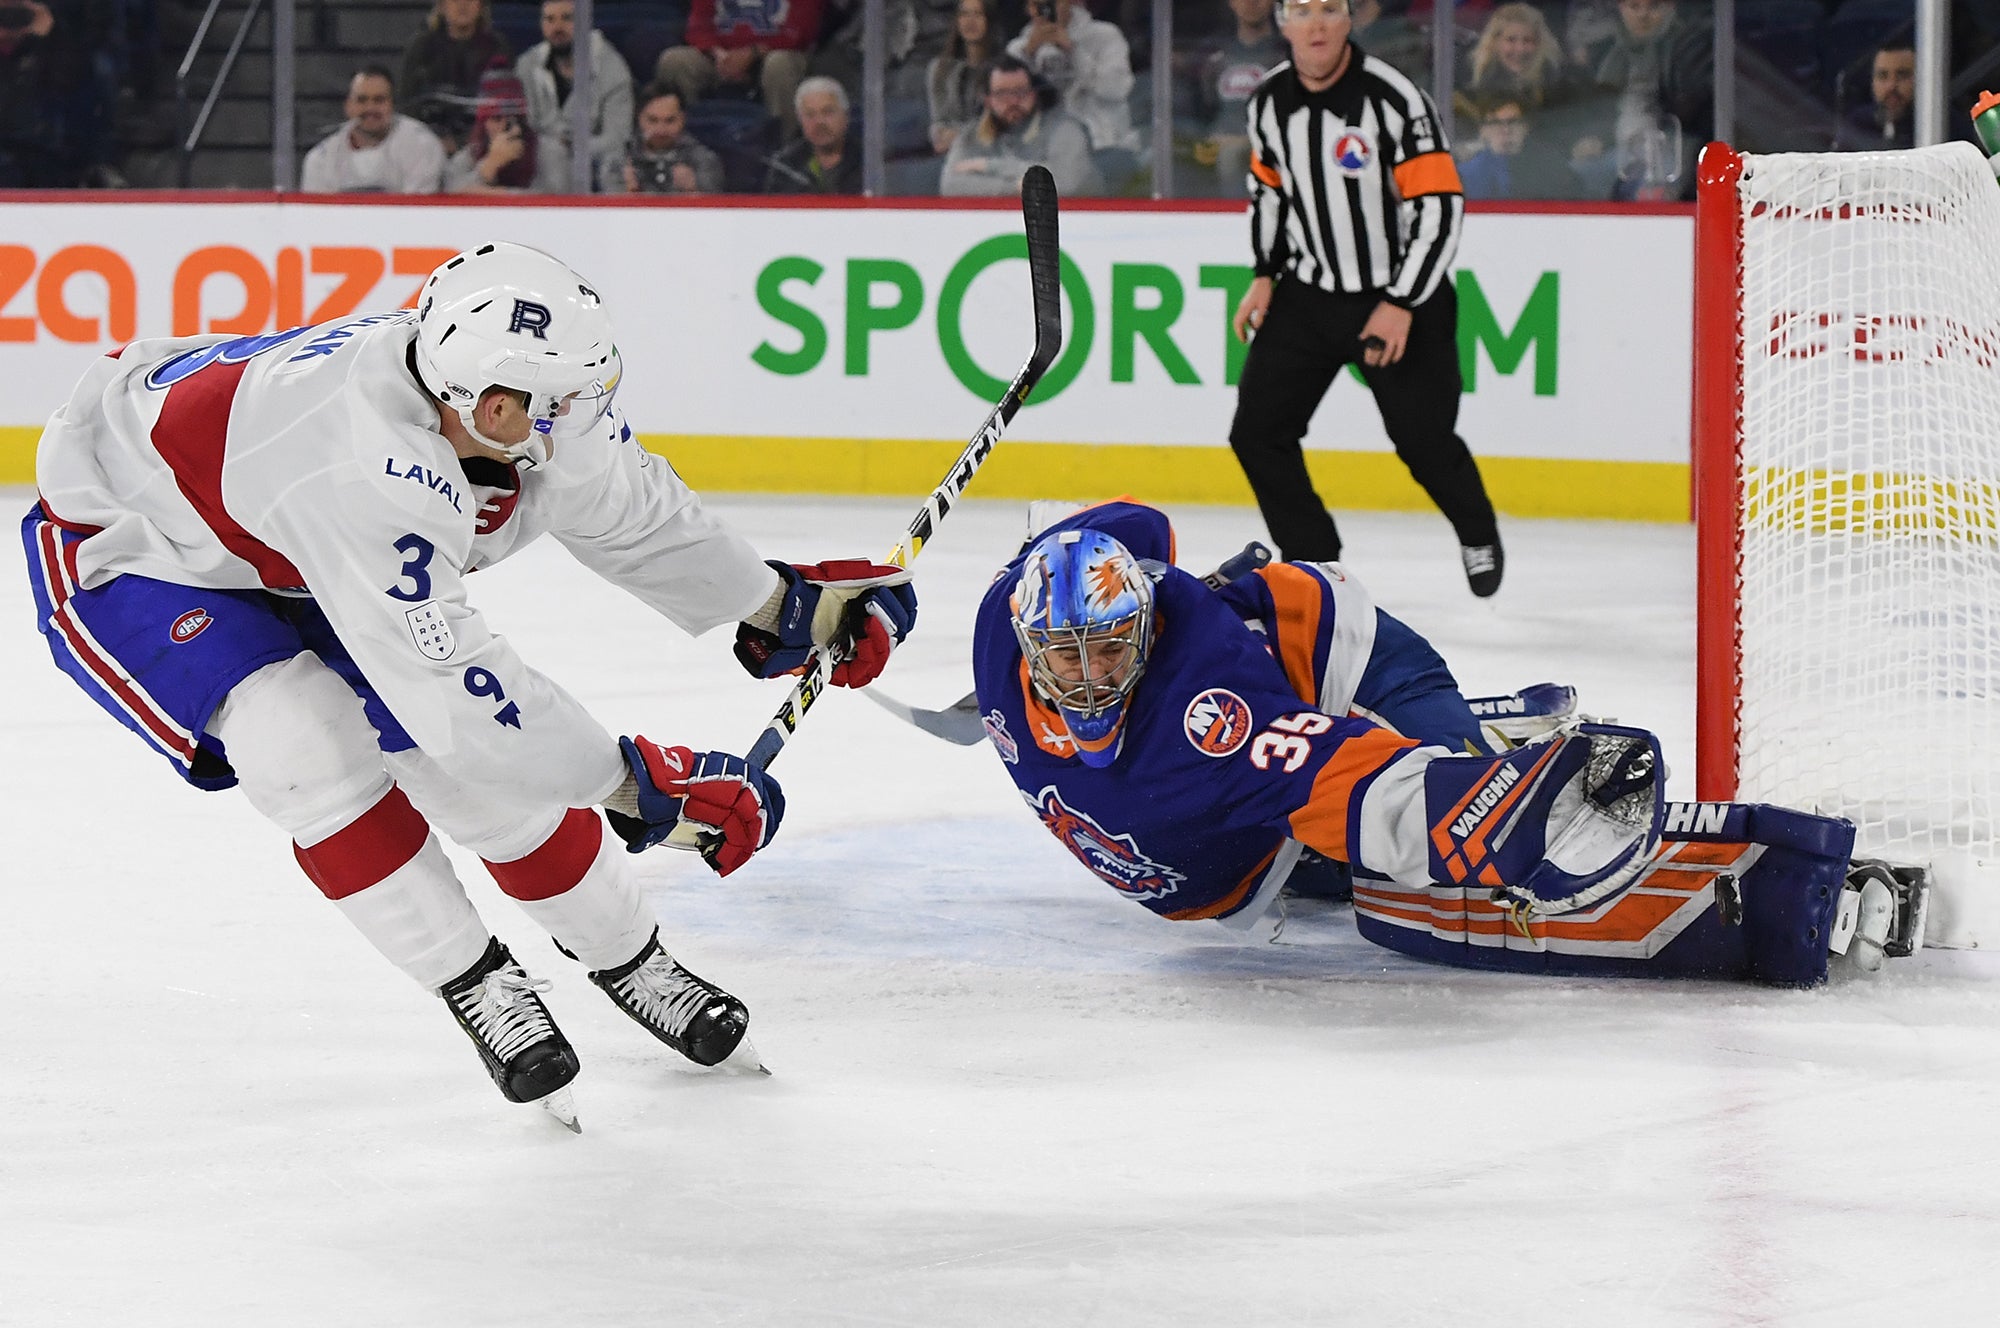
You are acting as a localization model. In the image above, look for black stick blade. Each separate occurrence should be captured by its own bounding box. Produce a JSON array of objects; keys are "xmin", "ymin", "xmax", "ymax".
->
[{"xmin": 1019, "ymin": 165, "xmax": 1063, "ymax": 388}]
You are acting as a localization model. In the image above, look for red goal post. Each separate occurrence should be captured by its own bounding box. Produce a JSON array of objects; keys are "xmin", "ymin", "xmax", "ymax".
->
[{"xmin": 1693, "ymin": 140, "xmax": 2000, "ymax": 949}]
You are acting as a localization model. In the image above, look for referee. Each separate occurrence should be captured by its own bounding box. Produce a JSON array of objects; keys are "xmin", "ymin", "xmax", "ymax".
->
[{"xmin": 1228, "ymin": 0, "xmax": 1503, "ymax": 597}]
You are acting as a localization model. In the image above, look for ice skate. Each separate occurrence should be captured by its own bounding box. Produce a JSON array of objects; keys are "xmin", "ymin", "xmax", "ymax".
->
[
  {"xmin": 590, "ymin": 930, "xmax": 766, "ymax": 1074},
  {"xmin": 439, "ymin": 938, "xmax": 582, "ymax": 1124}
]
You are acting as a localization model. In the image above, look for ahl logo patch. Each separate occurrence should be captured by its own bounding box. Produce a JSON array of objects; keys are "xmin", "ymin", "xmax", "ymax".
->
[
  {"xmin": 1030, "ymin": 786, "xmax": 1184, "ymax": 901},
  {"xmin": 405, "ymin": 601, "xmax": 457, "ymax": 661},
  {"xmin": 170, "ymin": 607, "xmax": 212, "ymax": 643},
  {"xmin": 1332, "ymin": 131, "xmax": 1372, "ymax": 176},
  {"xmin": 1183, "ymin": 688, "xmax": 1251, "ymax": 757},
  {"xmin": 983, "ymin": 709, "xmax": 1020, "ymax": 764}
]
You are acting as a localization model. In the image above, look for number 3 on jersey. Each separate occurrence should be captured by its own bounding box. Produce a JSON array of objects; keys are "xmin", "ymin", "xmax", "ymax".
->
[
  {"xmin": 387, "ymin": 533, "xmax": 436, "ymax": 602},
  {"xmin": 1250, "ymin": 711, "xmax": 1334, "ymax": 773}
]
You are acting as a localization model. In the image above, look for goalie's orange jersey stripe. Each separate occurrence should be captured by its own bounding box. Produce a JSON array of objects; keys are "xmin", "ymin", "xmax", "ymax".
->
[
  {"xmin": 1393, "ymin": 151, "xmax": 1463, "ymax": 198},
  {"xmin": 1165, "ymin": 845, "xmax": 1278, "ymax": 920},
  {"xmin": 1253, "ymin": 563, "xmax": 1325, "ymax": 704},
  {"xmin": 1287, "ymin": 727, "xmax": 1420, "ymax": 860}
]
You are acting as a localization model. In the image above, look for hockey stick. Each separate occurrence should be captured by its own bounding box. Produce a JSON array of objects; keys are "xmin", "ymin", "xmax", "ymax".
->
[{"xmin": 666, "ymin": 165, "xmax": 1063, "ymax": 858}]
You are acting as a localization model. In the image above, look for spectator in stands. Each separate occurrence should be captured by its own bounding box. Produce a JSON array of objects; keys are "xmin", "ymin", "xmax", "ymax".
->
[
  {"xmin": 1349, "ymin": 0, "xmax": 1431, "ymax": 85},
  {"xmin": 1590, "ymin": 0, "xmax": 1710, "ymax": 199},
  {"xmin": 941, "ymin": 53, "xmax": 1102, "ymax": 197},
  {"xmin": 1563, "ymin": 0, "xmax": 1619, "ymax": 72},
  {"xmin": 1459, "ymin": 95, "xmax": 1583, "ymax": 199},
  {"xmin": 1454, "ymin": 4, "xmax": 1566, "ymax": 137},
  {"xmin": 623, "ymin": 83, "xmax": 725, "ymax": 192},
  {"xmin": 1835, "ymin": 41, "xmax": 1914, "ymax": 152},
  {"xmin": 656, "ymin": 0, "xmax": 823, "ymax": 136},
  {"xmin": 0, "ymin": 0, "xmax": 115, "ymax": 187},
  {"xmin": 928, "ymin": 0, "xmax": 998, "ymax": 154},
  {"xmin": 515, "ymin": 0, "xmax": 634, "ymax": 191},
  {"xmin": 301, "ymin": 67, "xmax": 447, "ymax": 193},
  {"xmin": 764, "ymin": 75, "xmax": 862, "ymax": 193},
  {"xmin": 1005, "ymin": 0, "xmax": 1136, "ymax": 152},
  {"xmin": 1454, "ymin": 3, "xmax": 1606, "ymax": 189},
  {"xmin": 444, "ymin": 68, "xmax": 555, "ymax": 191},
  {"xmin": 820, "ymin": 0, "xmax": 930, "ymax": 105},
  {"xmin": 1190, "ymin": 0, "xmax": 1285, "ymax": 195},
  {"xmin": 400, "ymin": 0, "xmax": 512, "ymax": 151}
]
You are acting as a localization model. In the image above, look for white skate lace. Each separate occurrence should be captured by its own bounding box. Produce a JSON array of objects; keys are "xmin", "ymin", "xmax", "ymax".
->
[
  {"xmin": 455, "ymin": 966, "xmax": 558, "ymax": 1062},
  {"xmin": 618, "ymin": 956, "xmax": 723, "ymax": 1039},
  {"xmin": 1462, "ymin": 545, "xmax": 1499, "ymax": 575}
]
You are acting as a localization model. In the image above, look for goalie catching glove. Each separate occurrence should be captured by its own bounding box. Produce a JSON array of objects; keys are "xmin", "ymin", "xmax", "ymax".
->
[
  {"xmin": 605, "ymin": 737, "xmax": 785, "ymax": 876},
  {"xmin": 1423, "ymin": 722, "xmax": 1665, "ymax": 915},
  {"xmin": 735, "ymin": 559, "xmax": 918, "ymax": 689}
]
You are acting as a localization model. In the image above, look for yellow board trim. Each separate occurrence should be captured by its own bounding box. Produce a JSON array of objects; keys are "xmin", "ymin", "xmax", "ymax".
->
[
  {"xmin": 645, "ymin": 435, "xmax": 1691, "ymax": 523},
  {"xmin": 0, "ymin": 425, "xmax": 1690, "ymax": 523}
]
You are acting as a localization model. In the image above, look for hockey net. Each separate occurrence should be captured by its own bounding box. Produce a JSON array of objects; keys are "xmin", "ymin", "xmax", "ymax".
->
[{"xmin": 1694, "ymin": 141, "xmax": 2000, "ymax": 949}]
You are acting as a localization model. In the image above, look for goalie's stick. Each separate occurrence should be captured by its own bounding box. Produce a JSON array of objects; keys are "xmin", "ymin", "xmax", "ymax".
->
[{"xmin": 666, "ymin": 164, "xmax": 1063, "ymax": 859}]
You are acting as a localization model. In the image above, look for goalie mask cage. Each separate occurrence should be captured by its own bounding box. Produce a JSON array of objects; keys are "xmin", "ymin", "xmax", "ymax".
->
[{"xmin": 1694, "ymin": 140, "xmax": 2000, "ymax": 949}]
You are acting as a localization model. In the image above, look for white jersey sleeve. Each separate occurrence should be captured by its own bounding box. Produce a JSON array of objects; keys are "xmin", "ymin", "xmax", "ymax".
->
[
  {"xmin": 495, "ymin": 410, "xmax": 778, "ymax": 637},
  {"xmin": 35, "ymin": 312, "xmax": 776, "ymax": 811}
]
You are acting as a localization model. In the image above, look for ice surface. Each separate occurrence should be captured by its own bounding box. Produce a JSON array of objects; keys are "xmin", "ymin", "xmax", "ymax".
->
[{"xmin": 7, "ymin": 490, "xmax": 1999, "ymax": 1326}]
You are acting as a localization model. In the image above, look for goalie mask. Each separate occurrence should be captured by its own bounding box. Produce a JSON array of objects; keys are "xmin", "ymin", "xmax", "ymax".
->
[
  {"xmin": 412, "ymin": 241, "xmax": 623, "ymax": 468},
  {"xmin": 1011, "ymin": 528, "xmax": 1156, "ymax": 768}
]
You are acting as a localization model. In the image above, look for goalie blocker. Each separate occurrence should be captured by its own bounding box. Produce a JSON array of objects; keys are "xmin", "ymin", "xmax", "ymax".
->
[{"xmin": 1356, "ymin": 796, "xmax": 1927, "ymax": 987}]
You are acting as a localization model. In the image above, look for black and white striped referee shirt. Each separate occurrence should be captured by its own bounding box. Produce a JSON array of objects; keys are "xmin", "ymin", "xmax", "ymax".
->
[{"xmin": 1244, "ymin": 46, "xmax": 1465, "ymax": 308}]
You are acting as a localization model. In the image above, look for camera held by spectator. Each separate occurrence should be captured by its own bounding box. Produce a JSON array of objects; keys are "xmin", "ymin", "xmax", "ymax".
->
[{"xmin": 623, "ymin": 84, "xmax": 724, "ymax": 194}]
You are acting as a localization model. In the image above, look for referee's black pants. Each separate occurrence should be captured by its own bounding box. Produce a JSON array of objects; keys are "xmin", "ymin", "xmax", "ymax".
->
[{"xmin": 1228, "ymin": 278, "xmax": 1498, "ymax": 563}]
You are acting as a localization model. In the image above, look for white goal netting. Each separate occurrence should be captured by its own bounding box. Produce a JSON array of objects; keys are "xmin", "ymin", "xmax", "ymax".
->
[{"xmin": 1731, "ymin": 143, "xmax": 2000, "ymax": 946}]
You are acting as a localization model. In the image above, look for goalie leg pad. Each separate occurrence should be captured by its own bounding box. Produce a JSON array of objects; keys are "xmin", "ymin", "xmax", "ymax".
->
[
  {"xmin": 1354, "ymin": 801, "xmax": 1858, "ymax": 987},
  {"xmin": 1423, "ymin": 723, "xmax": 1664, "ymax": 914},
  {"xmin": 1465, "ymin": 682, "xmax": 1580, "ymax": 749}
]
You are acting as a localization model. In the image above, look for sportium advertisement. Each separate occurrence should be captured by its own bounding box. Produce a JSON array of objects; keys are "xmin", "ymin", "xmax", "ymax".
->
[{"xmin": 0, "ymin": 201, "xmax": 1692, "ymax": 519}]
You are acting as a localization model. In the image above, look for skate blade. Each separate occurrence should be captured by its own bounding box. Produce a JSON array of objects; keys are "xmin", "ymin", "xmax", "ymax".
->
[
  {"xmin": 538, "ymin": 1086, "xmax": 582, "ymax": 1133},
  {"xmin": 717, "ymin": 1034, "xmax": 771, "ymax": 1076}
]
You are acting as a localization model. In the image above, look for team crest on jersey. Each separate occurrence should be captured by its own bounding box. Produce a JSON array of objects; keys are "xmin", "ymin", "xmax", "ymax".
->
[
  {"xmin": 983, "ymin": 709, "xmax": 1020, "ymax": 764},
  {"xmin": 405, "ymin": 601, "xmax": 457, "ymax": 661},
  {"xmin": 1332, "ymin": 131, "xmax": 1372, "ymax": 175},
  {"xmin": 1184, "ymin": 688, "xmax": 1252, "ymax": 757},
  {"xmin": 1029, "ymin": 786, "xmax": 1183, "ymax": 901},
  {"xmin": 170, "ymin": 608, "xmax": 212, "ymax": 643}
]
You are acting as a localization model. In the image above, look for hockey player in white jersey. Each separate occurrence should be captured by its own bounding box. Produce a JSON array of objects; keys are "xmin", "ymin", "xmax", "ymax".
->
[{"xmin": 23, "ymin": 242, "xmax": 918, "ymax": 1128}]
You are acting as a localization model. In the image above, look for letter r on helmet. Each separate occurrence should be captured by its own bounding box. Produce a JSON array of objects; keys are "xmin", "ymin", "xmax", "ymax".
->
[{"xmin": 509, "ymin": 299, "xmax": 553, "ymax": 339}]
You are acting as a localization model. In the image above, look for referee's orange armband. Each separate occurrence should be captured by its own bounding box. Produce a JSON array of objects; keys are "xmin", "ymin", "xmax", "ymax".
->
[{"xmin": 1393, "ymin": 150, "xmax": 1464, "ymax": 198}]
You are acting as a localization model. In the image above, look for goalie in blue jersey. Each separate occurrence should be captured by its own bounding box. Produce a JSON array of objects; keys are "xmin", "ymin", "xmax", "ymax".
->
[{"xmin": 970, "ymin": 501, "xmax": 1925, "ymax": 986}]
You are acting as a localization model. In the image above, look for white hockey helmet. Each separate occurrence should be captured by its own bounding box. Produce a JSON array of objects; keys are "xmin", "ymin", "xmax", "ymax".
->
[{"xmin": 412, "ymin": 241, "xmax": 623, "ymax": 467}]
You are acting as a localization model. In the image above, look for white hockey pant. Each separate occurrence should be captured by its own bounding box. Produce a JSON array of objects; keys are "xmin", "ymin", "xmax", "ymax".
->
[{"xmin": 207, "ymin": 654, "xmax": 653, "ymax": 989}]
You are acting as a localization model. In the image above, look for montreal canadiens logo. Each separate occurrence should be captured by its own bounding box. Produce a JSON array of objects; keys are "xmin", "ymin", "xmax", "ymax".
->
[
  {"xmin": 170, "ymin": 608, "xmax": 212, "ymax": 643},
  {"xmin": 1332, "ymin": 131, "xmax": 1372, "ymax": 175},
  {"xmin": 1184, "ymin": 688, "xmax": 1252, "ymax": 757}
]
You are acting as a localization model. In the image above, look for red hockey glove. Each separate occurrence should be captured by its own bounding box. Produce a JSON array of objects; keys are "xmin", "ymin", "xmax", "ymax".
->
[
  {"xmin": 610, "ymin": 737, "xmax": 785, "ymax": 877},
  {"xmin": 734, "ymin": 558, "xmax": 919, "ymax": 689}
]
